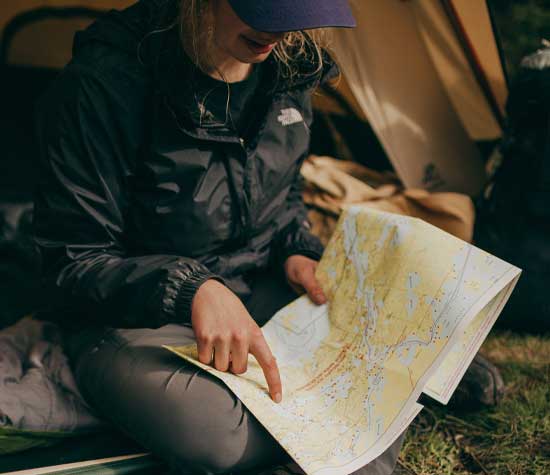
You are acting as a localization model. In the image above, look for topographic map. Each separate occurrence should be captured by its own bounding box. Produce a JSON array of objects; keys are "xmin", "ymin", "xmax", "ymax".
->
[{"xmin": 165, "ymin": 206, "xmax": 521, "ymax": 475}]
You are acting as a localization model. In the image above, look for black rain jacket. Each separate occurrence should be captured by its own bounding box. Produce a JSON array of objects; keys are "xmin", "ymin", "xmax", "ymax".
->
[{"xmin": 32, "ymin": 0, "xmax": 338, "ymax": 330}]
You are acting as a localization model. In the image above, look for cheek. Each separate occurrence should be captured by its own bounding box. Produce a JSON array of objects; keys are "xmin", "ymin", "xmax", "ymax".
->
[
  {"xmin": 214, "ymin": 23, "xmax": 242, "ymax": 53},
  {"xmin": 214, "ymin": 10, "xmax": 243, "ymax": 45},
  {"xmin": 216, "ymin": 31, "xmax": 256, "ymax": 62}
]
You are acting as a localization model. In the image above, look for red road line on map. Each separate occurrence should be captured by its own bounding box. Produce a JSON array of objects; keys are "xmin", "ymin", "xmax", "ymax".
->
[{"xmin": 294, "ymin": 342, "xmax": 355, "ymax": 392}]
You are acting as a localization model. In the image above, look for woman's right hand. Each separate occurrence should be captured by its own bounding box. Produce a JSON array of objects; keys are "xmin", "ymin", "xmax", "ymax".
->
[{"xmin": 190, "ymin": 279, "xmax": 283, "ymax": 403}]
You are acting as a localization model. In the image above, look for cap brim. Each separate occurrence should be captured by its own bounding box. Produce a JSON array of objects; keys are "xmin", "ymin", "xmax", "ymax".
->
[{"xmin": 228, "ymin": 0, "xmax": 356, "ymax": 33}]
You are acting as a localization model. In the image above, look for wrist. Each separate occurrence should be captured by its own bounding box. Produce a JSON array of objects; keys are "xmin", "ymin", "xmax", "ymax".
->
[{"xmin": 176, "ymin": 272, "xmax": 226, "ymax": 326}]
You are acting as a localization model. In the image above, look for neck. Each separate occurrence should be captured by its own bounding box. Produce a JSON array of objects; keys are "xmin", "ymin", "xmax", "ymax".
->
[
  {"xmin": 180, "ymin": 30, "xmax": 253, "ymax": 83},
  {"xmin": 202, "ymin": 54, "xmax": 254, "ymax": 83}
]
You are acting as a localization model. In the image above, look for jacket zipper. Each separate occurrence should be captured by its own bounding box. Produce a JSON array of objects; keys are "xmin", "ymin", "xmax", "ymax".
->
[{"xmin": 238, "ymin": 136, "xmax": 253, "ymax": 246}]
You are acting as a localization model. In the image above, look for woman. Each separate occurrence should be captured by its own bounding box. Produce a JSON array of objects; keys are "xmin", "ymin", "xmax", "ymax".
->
[{"xmin": 32, "ymin": 0, "xmax": 406, "ymax": 473}]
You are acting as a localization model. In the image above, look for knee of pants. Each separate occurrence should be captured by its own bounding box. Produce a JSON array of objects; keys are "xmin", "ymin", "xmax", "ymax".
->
[
  {"xmin": 159, "ymin": 391, "xmax": 279, "ymax": 475},
  {"xmin": 159, "ymin": 415, "xmax": 253, "ymax": 475},
  {"xmin": 71, "ymin": 333, "xmax": 275, "ymax": 474},
  {"xmin": 166, "ymin": 430, "xmax": 247, "ymax": 475},
  {"xmin": 133, "ymin": 374, "xmax": 258, "ymax": 474}
]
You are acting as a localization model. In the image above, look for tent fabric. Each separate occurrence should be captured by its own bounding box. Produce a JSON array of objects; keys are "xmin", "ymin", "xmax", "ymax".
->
[
  {"xmin": 330, "ymin": 0, "xmax": 488, "ymax": 196},
  {"xmin": 0, "ymin": 426, "xmax": 71, "ymax": 457},
  {"xmin": 451, "ymin": 0, "xmax": 508, "ymax": 119},
  {"xmin": 0, "ymin": 1, "xmax": 133, "ymax": 68},
  {"xmin": 0, "ymin": 0, "xmax": 131, "ymax": 32},
  {"xmin": 1, "ymin": 426, "xmax": 155, "ymax": 474},
  {"xmin": 415, "ymin": 0, "xmax": 505, "ymax": 140},
  {"xmin": 2, "ymin": 454, "xmax": 160, "ymax": 475},
  {"xmin": 5, "ymin": 17, "xmax": 100, "ymax": 69}
]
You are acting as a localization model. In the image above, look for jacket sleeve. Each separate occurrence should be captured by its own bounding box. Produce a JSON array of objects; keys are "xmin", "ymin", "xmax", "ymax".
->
[
  {"xmin": 269, "ymin": 55, "xmax": 340, "ymax": 269},
  {"xmin": 269, "ymin": 151, "xmax": 325, "ymax": 269},
  {"xmin": 32, "ymin": 65, "xmax": 225, "ymax": 329}
]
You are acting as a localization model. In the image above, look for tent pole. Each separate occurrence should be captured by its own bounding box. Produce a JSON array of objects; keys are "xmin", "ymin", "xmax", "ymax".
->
[
  {"xmin": 0, "ymin": 7, "xmax": 104, "ymax": 65},
  {"xmin": 440, "ymin": 0, "xmax": 506, "ymax": 129},
  {"xmin": 486, "ymin": 0, "xmax": 511, "ymax": 90}
]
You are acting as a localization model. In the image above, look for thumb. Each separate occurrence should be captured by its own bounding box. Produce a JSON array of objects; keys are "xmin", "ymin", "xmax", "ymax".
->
[{"xmin": 301, "ymin": 266, "xmax": 327, "ymax": 305}]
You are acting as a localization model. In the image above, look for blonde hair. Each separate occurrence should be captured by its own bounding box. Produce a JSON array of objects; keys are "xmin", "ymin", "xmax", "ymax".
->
[{"xmin": 178, "ymin": 0, "xmax": 333, "ymax": 85}]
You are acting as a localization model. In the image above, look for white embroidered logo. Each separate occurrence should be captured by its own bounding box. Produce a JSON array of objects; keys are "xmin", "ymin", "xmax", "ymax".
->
[{"xmin": 277, "ymin": 108, "xmax": 304, "ymax": 126}]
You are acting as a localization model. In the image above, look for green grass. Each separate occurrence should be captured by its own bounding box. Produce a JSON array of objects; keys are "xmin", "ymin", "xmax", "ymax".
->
[{"xmin": 397, "ymin": 332, "xmax": 550, "ymax": 475}]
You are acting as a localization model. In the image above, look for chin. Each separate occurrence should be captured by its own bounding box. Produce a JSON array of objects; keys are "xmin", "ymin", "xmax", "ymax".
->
[
  {"xmin": 250, "ymin": 54, "xmax": 271, "ymax": 63},
  {"xmin": 237, "ymin": 50, "xmax": 272, "ymax": 64}
]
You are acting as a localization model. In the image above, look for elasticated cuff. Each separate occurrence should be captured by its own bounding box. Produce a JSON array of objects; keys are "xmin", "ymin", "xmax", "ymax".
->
[
  {"xmin": 161, "ymin": 262, "xmax": 227, "ymax": 327},
  {"xmin": 278, "ymin": 237, "xmax": 325, "ymax": 265},
  {"xmin": 271, "ymin": 219, "xmax": 325, "ymax": 269},
  {"xmin": 174, "ymin": 270, "xmax": 227, "ymax": 327}
]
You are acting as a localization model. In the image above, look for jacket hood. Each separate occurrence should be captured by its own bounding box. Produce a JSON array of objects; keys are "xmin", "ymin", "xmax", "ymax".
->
[{"xmin": 72, "ymin": 0, "xmax": 171, "ymax": 59}]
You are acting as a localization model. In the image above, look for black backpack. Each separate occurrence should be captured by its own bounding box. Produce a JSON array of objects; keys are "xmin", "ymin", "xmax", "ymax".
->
[{"xmin": 475, "ymin": 42, "xmax": 550, "ymax": 333}]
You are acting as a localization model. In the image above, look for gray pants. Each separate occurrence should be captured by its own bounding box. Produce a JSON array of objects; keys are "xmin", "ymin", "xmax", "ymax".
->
[{"xmin": 64, "ymin": 269, "xmax": 406, "ymax": 475}]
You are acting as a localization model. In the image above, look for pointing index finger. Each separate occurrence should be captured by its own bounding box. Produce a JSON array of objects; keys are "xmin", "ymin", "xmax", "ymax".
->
[{"xmin": 249, "ymin": 331, "xmax": 282, "ymax": 403}]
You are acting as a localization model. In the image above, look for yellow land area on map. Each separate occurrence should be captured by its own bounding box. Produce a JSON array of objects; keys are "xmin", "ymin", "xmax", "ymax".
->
[{"xmin": 165, "ymin": 206, "xmax": 520, "ymax": 475}]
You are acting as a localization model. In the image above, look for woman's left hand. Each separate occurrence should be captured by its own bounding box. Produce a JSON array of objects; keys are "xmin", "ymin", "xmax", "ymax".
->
[{"xmin": 284, "ymin": 255, "xmax": 327, "ymax": 305}]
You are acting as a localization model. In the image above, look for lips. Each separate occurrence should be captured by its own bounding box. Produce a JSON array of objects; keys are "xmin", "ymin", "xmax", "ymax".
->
[{"xmin": 242, "ymin": 36, "xmax": 276, "ymax": 55}]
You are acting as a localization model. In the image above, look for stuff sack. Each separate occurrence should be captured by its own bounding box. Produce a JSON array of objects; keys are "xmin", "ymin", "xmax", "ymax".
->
[{"xmin": 475, "ymin": 41, "xmax": 550, "ymax": 333}]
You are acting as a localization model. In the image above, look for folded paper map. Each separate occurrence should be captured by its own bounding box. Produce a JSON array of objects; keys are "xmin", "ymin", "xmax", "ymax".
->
[{"xmin": 164, "ymin": 206, "xmax": 521, "ymax": 475}]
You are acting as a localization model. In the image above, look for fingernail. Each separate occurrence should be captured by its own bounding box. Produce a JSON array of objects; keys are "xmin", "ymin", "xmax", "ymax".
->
[{"xmin": 274, "ymin": 392, "xmax": 282, "ymax": 403}]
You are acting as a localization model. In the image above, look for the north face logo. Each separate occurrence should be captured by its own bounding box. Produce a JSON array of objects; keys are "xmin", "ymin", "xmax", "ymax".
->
[{"xmin": 277, "ymin": 108, "xmax": 304, "ymax": 126}]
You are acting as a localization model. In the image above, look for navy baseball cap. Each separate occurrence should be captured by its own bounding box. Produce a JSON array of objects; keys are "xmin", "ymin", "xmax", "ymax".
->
[{"xmin": 227, "ymin": 0, "xmax": 356, "ymax": 33}]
